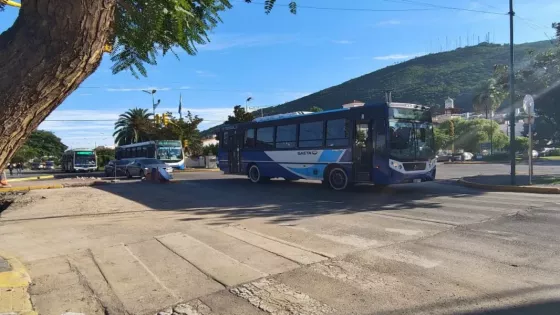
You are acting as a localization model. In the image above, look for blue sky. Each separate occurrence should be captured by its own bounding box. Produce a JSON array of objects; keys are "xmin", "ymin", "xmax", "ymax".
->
[{"xmin": 1, "ymin": 0, "xmax": 558, "ymax": 148}]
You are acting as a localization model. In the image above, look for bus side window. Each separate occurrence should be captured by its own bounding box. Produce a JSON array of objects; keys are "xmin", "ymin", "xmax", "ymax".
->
[
  {"xmin": 276, "ymin": 125, "xmax": 297, "ymax": 149},
  {"xmin": 256, "ymin": 127, "xmax": 274, "ymax": 149},
  {"xmin": 299, "ymin": 121, "xmax": 324, "ymax": 148},
  {"xmin": 245, "ymin": 129, "xmax": 255, "ymax": 148},
  {"xmin": 148, "ymin": 146, "xmax": 155, "ymax": 158},
  {"xmin": 326, "ymin": 119, "xmax": 349, "ymax": 147}
]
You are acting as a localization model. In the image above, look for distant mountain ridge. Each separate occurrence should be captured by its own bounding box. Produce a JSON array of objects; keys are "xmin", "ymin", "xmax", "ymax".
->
[{"xmin": 202, "ymin": 40, "xmax": 552, "ymax": 136}]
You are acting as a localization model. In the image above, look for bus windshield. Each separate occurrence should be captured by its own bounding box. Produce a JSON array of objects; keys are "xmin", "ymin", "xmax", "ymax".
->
[
  {"xmin": 75, "ymin": 152, "xmax": 96, "ymax": 165},
  {"xmin": 157, "ymin": 145, "xmax": 183, "ymax": 161},
  {"xmin": 389, "ymin": 120, "xmax": 435, "ymax": 161}
]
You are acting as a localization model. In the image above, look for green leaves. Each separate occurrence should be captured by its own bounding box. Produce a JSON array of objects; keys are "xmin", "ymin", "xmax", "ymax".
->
[
  {"xmin": 11, "ymin": 131, "xmax": 67, "ymax": 163},
  {"xmin": 112, "ymin": 0, "xmax": 232, "ymax": 77},
  {"xmin": 110, "ymin": 0, "xmax": 296, "ymax": 77},
  {"xmin": 113, "ymin": 108, "xmax": 153, "ymax": 145},
  {"xmin": 244, "ymin": 0, "xmax": 297, "ymax": 14},
  {"xmin": 225, "ymin": 105, "xmax": 254, "ymax": 124}
]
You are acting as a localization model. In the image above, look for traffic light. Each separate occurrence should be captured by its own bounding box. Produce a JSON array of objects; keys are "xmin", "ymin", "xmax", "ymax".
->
[
  {"xmin": 155, "ymin": 114, "xmax": 161, "ymax": 125},
  {"xmin": 162, "ymin": 113, "xmax": 169, "ymax": 126}
]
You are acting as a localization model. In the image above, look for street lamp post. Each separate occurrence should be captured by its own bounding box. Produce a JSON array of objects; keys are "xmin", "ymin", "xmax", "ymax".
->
[
  {"xmin": 245, "ymin": 97, "xmax": 253, "ymax": 112},
  {"xmin": 143, "ymin": 89, "xmax": 161, "ymax": 116}
]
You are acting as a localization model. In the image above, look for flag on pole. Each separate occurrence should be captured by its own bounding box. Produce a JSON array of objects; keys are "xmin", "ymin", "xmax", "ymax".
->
[{"xmin": 178, "ymin": 94, "xmax": 183, "ymax": 118}]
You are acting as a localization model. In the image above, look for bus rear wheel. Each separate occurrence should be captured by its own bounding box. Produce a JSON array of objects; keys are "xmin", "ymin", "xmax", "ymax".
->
[
  {"xmin": 327, "ymin": 167, "xmax": 349, "ymax": 191},
  {"xmin": 248, "ymin": 164, "xmax": 268, "ymax": 183}
]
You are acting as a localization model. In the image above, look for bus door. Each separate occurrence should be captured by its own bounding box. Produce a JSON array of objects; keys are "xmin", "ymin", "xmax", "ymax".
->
[
  {"xmin": 227, "ymin": 130, "xmax": 243, "ymax": 174},
  {"xmin": 353, "ymin": 120, "xmax": 373, "ymax": 182}
]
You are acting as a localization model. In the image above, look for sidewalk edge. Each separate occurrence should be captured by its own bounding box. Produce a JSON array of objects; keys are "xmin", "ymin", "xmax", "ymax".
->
[
  {"xmin": 0, "ymin": 251, "xmax": 35, "ymax": 314},
  {"xmin": 457, "ymin": 178, "xmax": 560, "ymax": 194},
  {"xmin": 8, "ymin": 175, "xmax": 55, "ymax": 182}
]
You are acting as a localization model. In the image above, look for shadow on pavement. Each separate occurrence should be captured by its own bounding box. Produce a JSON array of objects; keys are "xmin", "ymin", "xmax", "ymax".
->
[
  {"xmin": 465, "ymin": 174, "xmax": 560, "ymax": 186},
  {"xmin": 379, "ymin": 284, "xmax": 560, "ymax": 315},
  {"xmin": 92, "ymin": 175, "xmax": 485, "ymax": 224}
]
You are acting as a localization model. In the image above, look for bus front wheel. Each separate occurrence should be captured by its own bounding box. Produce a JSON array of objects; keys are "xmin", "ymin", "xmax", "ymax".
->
[
  {"xmin": 248, "ymin": 164, "xmax": 268, "ymax": 183},
  {"xmin": 326, "ymin": 166, "xmax": 349, "ymax": 191}
]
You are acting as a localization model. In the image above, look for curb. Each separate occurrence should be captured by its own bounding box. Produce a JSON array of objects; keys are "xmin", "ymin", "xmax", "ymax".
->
[
  {"xmin": 175, "ymin": 168, "xmax": 220, "ymax": 173},
  {"xmin": 7, "ymin": 175, "xmax": 55, "ymax": 182},
  {"xmin": 457, "ymin": 178, "xmax": 560, "ymax": 194},
  {"xmin": 0, "ymin": 181, "xmax": 111, "ymax": 193},
  {"xmin": 0, "ymin": 252, "xmax": 35, "ymax": 315}
]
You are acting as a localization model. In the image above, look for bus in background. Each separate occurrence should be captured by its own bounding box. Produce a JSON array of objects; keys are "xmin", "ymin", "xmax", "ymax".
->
[
  {"xmin": 115, "ymin": 140, "xmax": 185, "ymax": 169},
  {"xmin": 217, "ymin": 102, "xmax": 436, "ymax": 190},
  {"xmin": 61, "ymin": 149, "xmax": 97, "ymax": 172}
]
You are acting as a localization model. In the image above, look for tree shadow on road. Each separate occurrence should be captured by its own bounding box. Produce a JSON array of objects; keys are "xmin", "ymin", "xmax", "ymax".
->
[
  {"xmin": 377, "ymin": 284, "xmax": 560, "ymax": 315},
  {"xmin": 92, "ymin": 176, "xmax": 486, "ymax": 225}
]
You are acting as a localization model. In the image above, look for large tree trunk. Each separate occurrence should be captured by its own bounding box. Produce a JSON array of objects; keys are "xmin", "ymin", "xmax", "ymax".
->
[{"xmin": 0, "ymin": 0, "xmax": 115, "ymax": 172}]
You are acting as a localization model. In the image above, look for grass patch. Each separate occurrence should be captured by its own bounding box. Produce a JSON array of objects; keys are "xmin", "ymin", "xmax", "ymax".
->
[
  {"xmin": 534, "ymin": 176, "xmax": 560, "ymax": 185},
  {"xmin": 539, "ymin": 156, "xmax": 560, "ymax": 161}
]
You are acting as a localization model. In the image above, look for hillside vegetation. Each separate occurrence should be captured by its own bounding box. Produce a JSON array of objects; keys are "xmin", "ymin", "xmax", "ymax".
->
[{"xmin": 203, "ymin": 40, "xmax": 552, "ymax": 136}]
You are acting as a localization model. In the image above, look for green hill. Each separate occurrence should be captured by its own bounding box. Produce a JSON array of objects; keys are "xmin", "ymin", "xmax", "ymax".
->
[{"xmin": 203, "ymin": 40, "xmax": 552, "ymax": 136}]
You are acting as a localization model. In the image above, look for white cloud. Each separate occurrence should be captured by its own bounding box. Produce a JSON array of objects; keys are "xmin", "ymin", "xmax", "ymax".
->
[
  {"xmin": 376, "ymin": 20, "xmax": 401, "ymax": 26},
  {"xmin": 198, "ymin": 33, "xmax": 296, "ymax": 51},
  {"xmin": 373, "ymin": 53, "xmax": 425, "ymax": 60},
  {"xmin": 37, "ymin": 107, "xmax": 235, "ymax": 147},
  {"xmin": 195, "ymin": 70, "xmax": 217, "ymax": 78},
  {"xmin": 106, "ymin": 87, "xmax": 171, "ymax": 92},
  {"xmin": 331, "ymin": 40, "xmax": 353, "ymax": 45}
]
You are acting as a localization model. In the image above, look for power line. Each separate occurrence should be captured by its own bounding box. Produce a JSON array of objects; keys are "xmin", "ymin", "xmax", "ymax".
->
[
  {"xmin": 382, "ymin": 0, "xmax": 505, "ymax": 15},
  {"xmin": 245, "ymin": 0, "xmax": 440, "ymax": 12}
]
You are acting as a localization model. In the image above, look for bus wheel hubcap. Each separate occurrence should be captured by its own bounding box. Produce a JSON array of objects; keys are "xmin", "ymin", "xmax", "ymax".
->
[
  {"xmin": 250, "ymin": 166, "xmax": 260, "ymax": 182},
  {"xmin": 330, "ymin": 169, "xmax": 347, "ymax": 189}
]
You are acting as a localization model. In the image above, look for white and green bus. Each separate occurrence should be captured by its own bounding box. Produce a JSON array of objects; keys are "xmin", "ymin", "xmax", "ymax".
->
[{"xmin": 61, "ymin": 149, "xmax": 97, "ymax": 172}]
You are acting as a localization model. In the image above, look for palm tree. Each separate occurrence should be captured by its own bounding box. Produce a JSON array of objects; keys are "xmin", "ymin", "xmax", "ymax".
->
[
  {"xmin": 472, "ymin": 79, "xmax": 506, "ymax": 155},
  {"xmin": 113, "ymin": 108, "xmax": 153, "ymax": 145},
  {"xmin": 472, "ymin": 78, "xmax": 503, "ymax": 118}
]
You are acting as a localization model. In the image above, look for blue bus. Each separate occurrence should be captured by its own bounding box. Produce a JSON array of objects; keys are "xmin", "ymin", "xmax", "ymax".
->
[
  {"xmin": 115, "ymin": 140, "xmax": 185, "ymax": 169},
  {"xmin": 217, "ymin": 102, "xmax": 436, "ymax": 190}
]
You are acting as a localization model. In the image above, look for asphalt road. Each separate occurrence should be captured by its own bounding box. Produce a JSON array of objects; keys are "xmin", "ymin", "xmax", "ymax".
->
[{"xmin": 1, "ymin": 171, "xmax": 559, "ymax": 315}]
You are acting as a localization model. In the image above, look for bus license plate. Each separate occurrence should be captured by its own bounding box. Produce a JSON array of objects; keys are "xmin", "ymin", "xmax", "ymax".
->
[{"xmin": 413, "ymin": 179, "xmax": 422, "ymax": 183}]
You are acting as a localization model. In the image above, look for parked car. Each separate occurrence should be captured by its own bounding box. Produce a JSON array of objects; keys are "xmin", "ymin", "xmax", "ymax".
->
[
  {"xmin": 125, "ymin": 158, "xmax": 173, "ymax": 178},
  {"xmin": 452, "ymin": 152, "xmax": 473, "ymax": 161},
  {"xmin": 45, "ymin": 161, "xmax": 55, "ymax": 170},
  {"xmin": 436, "ymin": 154, "xmax": 452, "ymax": 162},
  {"xmin": 104, "ymin": 159, "xmax": 132, "ymax": 177},
  {"xmin": 523, "ymin": 150, "xmax": 539, "ymax": 159},
  {"xmin": 540, "ymin": 147, "xmax": 557, "ymax": 156}
]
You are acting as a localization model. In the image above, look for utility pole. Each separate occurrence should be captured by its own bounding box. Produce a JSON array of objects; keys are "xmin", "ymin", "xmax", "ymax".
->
[{"xmin": 509, "ymin": 0, "xmax": 516, "ymax": 185}]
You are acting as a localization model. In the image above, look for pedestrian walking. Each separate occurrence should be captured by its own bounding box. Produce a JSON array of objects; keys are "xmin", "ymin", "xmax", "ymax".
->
[
  {"xmin": 7, "ymin": 163, "xmax": 13, "ymax": 176},
  {"xmin": 16, "ymin": 162, "xmax": 23, "ymax": 176}
]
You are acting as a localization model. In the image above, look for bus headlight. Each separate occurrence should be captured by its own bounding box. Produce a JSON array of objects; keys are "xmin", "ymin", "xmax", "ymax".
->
[{"xmin": 389, "ymin": 159, "xmax": 403, "ymax": 171}]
